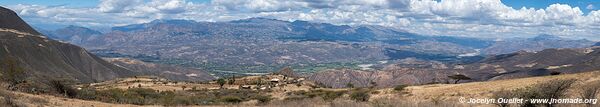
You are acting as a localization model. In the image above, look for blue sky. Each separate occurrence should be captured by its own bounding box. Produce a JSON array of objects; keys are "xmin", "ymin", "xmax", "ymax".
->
[
  {"xmin": 2, "ymin": 0, "xmax": 600, "ymax": 40},
  {"xmin": 2, "ymin": 0, "xmax": 597, "ymax": 13},
  {"xmin": 0, "ymin": 0, "xmax": 210, "ymax": 7}
]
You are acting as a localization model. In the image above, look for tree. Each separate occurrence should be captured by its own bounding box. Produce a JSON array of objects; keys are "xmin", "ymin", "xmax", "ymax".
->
[
  {"xmin": 181, "ymin": 86, "xmax": 187, "ymax": 91},
  {"xmin": 217, "ymin": 78, "xmax": 226, "ymax": 89},
  {"xmin": 448, "ymin": 74, "xmax": 472, "ymax": 84}
]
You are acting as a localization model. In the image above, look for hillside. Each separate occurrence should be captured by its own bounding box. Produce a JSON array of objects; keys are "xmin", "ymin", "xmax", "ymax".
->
[
  {"xmin": 0, "ymin": 6, "xmax": 138, "ymax": 85},
  {"xmin": 43, "ymin": 25, "xmax": 103, "ymax": 45},
  {"xmin": 0, "ymin": 7, "xmax": 40, "ymax": 35},
  {"xmin": 2, "ymin": 69, "xmax": 598, "ymax": 107}
]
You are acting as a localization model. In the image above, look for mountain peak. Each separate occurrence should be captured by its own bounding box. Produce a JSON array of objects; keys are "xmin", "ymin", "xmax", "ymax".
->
[{"xmin": 0, "ymin": 6, "xmax": 41, "ymax": 35}]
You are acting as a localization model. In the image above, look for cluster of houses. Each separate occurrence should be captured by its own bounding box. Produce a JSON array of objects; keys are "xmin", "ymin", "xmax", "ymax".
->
[{"xmin": 238, "ymin": 67, "xmax": 307, "ymax": 90}]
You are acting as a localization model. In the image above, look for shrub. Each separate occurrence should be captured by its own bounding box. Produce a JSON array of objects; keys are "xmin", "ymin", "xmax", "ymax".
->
[
  {"xmin": 73, "ymin": 87, "xmax": 265, "ymax": 106},
  {"xmin": 321, "ymin": 91, "xmax": 345, "ymax": 101},
  {"xmin": 350, "ymin": 91, "xmax": 370, "ymax": 102},
  {"xmin": 369, "ymin": 81, "xmax": 377, "ymax": 88},
  {"xmin": 285, "ymin": 90, "xmax": 346, "ymax": 101},
  {"xmin": 370, "ymin": 90, "xmax": 380, "ymax": 94},
  {"xmin": 0, "ymin": 89, "xmax": 17, "ymax": 107},
  {"xmin": 393, "ymin": 85, "xmax": 408, "ymax": 91},
  {"xmin": 492, "ymin": 89, "xmax": 516, "ymax": 107},
  {"xmin": 76, "ymin": 88, "xmax": 98, "ymax": 100},
  {"xmin": 513, "ymin": 79, "xmax": 576, "ymax": 107},
  {"xmin": 49, "ymin": 80, "xmax": 77, "ymax": 98},
  {"xmin": 579, "ymin": 81, "xmax": 600, "ymax": 106},
  {"xmin": 254, "ymin": 95, "xmax": 272, "ymax": 103},
  {"xmin": 0, "ymin": 56, "xmax": 26, "ymax": 87},
  {"xmin": 346, "ymin": 82, "xmax": 354, "ymax": 88},
  {"xmin": 217, "ymin": 79, "xmax": 226, "ymax": 89},
  {"xmin": 1, "ymin": 95, "xmax": 16, "ymax": 107},
  {"xmin": 220, "ymin": 96, "xmax": 242, "ymax": 103}
]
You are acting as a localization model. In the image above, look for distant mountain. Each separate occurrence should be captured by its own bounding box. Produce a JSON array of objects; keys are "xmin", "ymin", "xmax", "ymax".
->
[
  {"xmin": 41, "ymin": 17, "xmax": 597, "ymax": 75},
  {"xmin": 482, "ymin": 34, "xmax": 595, "ymax": 55},
  {"xmin": 39, "ymin": 25, "xmax": 103, "ymax": 45},
  {"xmin": 593, "ymin": 42, "xmax": 600, "ymax": 47},
  {"xmin": 76, "ymin": 18, "xmax": 492, "ymax": 74},
  {"xmin": 0, "ymin": 6, "xmax": 138, "ymax": 84}
]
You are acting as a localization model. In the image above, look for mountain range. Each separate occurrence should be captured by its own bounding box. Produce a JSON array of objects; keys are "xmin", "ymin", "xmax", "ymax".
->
[
  {"xmin": 3, "ymin": 5, "xmax": 600, "ymax": 89},
  {"xmin": 36, "ymin": 18, "xmax": 596, "ymax": 75}
]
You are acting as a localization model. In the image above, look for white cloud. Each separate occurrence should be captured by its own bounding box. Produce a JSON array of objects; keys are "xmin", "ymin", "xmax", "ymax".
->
[
  {"xmin": 587, "ymin": 4, "xmax": 595, "ymax": 10},
  {"xmin": 98, "ymin": 0, "xmax": 143, "ymax": 13},
  {"xmin": 6, "ymin": 0, "xmax": 600, "ymax": 40},
  {"xmin": 212, "ymin": 0, "xmax": 308, "ymax": 12}
]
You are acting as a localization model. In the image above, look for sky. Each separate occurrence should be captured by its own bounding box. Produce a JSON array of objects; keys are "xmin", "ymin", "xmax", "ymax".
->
[{"xmin": 1, "ymin": 0, "xmax": 600, "ymax": 40}]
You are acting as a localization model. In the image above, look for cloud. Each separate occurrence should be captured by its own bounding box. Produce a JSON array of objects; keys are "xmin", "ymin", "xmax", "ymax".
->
[
  {"xmin": 6, "ymin": 0, "xmax": 600, "ymax": 40},
  {"xmin": 145, "ymin": 0, "xmax": 189, "ymax": 14},
  {"xmin": 98, "ymin": 0, "xmax": 143, "ymax": 13},
  {"xmin": 212, "ymin": 0, "xmax": 308, "ymax": 12},
  {"xmin": 587, "ymin": 4, "xmax": 595, "ymax": 10}
]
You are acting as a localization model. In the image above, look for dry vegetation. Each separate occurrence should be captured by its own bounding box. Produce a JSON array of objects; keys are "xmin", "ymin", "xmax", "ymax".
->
[{"xmin": 1, "ymin": 71, "xmax": 600, "ymax": 107}]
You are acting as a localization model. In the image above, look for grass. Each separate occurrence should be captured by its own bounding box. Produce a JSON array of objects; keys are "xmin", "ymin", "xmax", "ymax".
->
[
  {"xmin": 72, "ymin": 87, "xmax": 272, "ymax": 106},
  {"xmin": 3, "ymin": 70, "xmax": 600, "ymax": 106},
  {"xmin": 0, "ymin": 89, "xmax": 16, "ymax": 107},
  {"xmin": 285, "ymin": 89, "xmax": 347, "ymax": 101}
]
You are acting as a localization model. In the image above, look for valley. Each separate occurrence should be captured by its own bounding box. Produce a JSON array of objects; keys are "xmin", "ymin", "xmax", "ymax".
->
[{"xmin": 37, "ymin": 18, "xmax": 596, "ymax": 78}]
